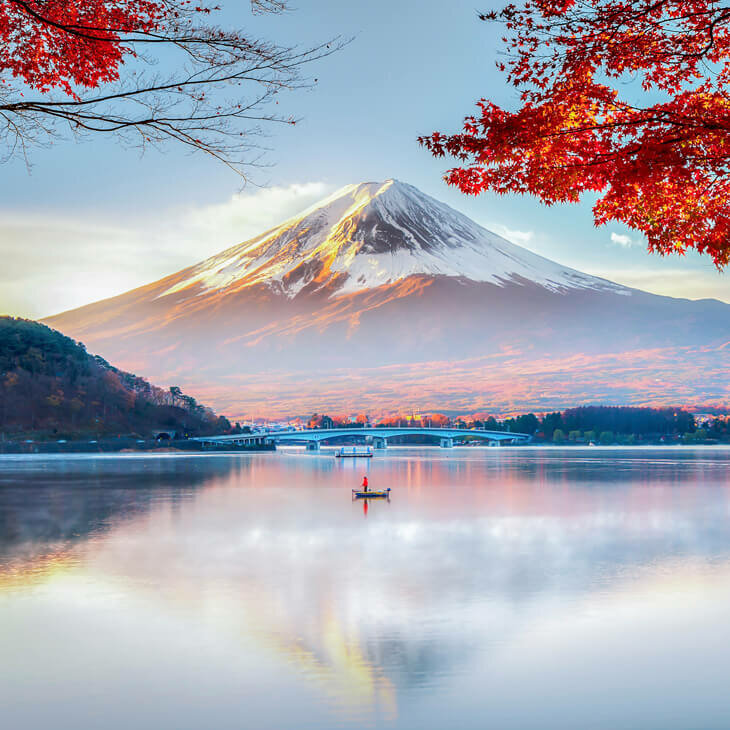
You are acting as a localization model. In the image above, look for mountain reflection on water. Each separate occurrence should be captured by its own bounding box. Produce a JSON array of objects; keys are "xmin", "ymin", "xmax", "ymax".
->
[{"xmin": 2, "ymin": 448, "xmax": 730, "ymax": 730}]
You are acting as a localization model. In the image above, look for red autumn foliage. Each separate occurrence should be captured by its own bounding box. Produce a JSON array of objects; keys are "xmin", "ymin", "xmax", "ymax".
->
[
  {"xmin": 0, "ymin": 0, "xmax": 162, "ymax": 97},
  {"xmin": 420, "ymin": 0, "xmax": 730, "ymax": 267}
]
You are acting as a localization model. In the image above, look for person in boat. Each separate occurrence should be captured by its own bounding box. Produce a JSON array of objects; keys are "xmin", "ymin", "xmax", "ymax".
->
[{"xmin": 361, "ymin": 475, "xmax": 369, "ymax": 492}]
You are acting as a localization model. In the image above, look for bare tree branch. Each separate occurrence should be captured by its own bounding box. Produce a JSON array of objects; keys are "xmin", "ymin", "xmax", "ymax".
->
[{"xmin": 0, "ymin": 0, "xmax": 345, "ymax": 178}]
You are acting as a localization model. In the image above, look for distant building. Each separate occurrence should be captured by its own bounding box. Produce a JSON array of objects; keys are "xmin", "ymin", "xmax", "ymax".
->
[{"xmin": 693, "ymin": 414, "xmax": 715, "ymax": 427}]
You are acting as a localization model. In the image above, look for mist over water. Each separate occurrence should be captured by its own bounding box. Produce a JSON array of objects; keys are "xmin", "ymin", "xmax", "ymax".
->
[{"xmin": 2, "ymin": 448, "xmax": 730, "ymax": 730}]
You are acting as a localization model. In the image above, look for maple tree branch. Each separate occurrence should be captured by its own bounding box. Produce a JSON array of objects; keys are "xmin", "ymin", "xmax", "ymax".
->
[{"xmin": 426, "ymin": 0, "xmax": 730, "ymax": 267}]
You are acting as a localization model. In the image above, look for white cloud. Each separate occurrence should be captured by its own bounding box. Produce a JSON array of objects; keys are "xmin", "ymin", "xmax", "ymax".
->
[
  {"xmin": 488, "ymin": 224, "xmax": 535, "ymax": 246},
  {"xmin": 598, "ymin": 268, "xmax": 729, "ymax": 303},
  {"xmin": 610, "ymin": 232, "xmax": 638, "ymax": 248},
  {"xmin": 185, "ymin": 182, "xmax": 333, "ymax": 245},
  {"xmin": 0, "ymin": 182, "xmax": 334, "ymax": 319}
]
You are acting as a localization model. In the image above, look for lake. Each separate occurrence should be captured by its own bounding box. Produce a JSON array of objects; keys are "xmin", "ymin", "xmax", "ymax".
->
[{"xmin": 2, "ymin": 447, "xmax": 730, "ymax": 730}]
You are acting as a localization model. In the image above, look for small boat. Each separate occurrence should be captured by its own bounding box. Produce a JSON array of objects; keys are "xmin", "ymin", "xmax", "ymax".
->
[
  {"xmin": 336, "ymin": 446, "xmax": 374, "ymax": 458},
  {"xmin": 352, "ymin": 488, "xmax": 391, "ymax": 499}
]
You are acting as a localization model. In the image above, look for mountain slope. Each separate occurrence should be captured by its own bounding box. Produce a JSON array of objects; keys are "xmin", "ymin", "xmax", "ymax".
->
[{"xmin": 44, "ymin": 180, "xmax": 730, "ymax": 418}]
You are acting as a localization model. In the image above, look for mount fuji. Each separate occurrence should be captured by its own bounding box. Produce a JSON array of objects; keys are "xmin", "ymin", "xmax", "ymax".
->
[{"xmin": 45, "ymin": 180, "xmax": 730, "ymax": 418}]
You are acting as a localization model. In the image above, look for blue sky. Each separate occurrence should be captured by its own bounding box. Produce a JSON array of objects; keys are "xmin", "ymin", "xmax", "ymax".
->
[{"xmin": 0, "ymin": 0, "xmax": 726, "ymax": 318}]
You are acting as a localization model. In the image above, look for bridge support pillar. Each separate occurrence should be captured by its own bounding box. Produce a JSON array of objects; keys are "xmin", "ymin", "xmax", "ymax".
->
[
  {"xmin": 440, "ymin": 438, "xmax": 454, "ymax": 448},
  {"xmin": 306, "ymin": 441, "xmax": 320, "ymax": 451},
  {"xmin": 373, "ymin": 437, "xmax": 387, "ymax": 450}
]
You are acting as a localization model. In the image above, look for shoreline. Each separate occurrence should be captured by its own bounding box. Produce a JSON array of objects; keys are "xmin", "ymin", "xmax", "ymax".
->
[
  {"xmin": 0, "ymin": 438, "xmax": 275, "ymax": 455},
  {"xmin": 1, "ymin": 442, "xmax": 729, "ymax": 457}
]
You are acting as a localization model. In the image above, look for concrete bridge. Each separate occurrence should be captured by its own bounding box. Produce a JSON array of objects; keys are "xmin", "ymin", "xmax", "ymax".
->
[{"xmin": 194, "ymin": 426, "xmax": 530, "ymax": 450}]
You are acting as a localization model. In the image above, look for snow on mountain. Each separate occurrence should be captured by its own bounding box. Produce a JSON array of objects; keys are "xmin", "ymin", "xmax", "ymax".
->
[{"xmin": 160, "ymin": 180, "xmax": 629, "ymax": 300}]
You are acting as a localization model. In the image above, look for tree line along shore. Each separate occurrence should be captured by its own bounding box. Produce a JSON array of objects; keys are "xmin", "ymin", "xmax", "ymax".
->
[
  {"xmin": 2, "ymin": 317, "xmax": 728, "ymax": 450},
  {"xmin": 305, "ymin": 408, "xmax": 729, "ymax": 446},
  {"xmin": 0, "ymin": 317, "xmax": 241, "ymax": 447}
]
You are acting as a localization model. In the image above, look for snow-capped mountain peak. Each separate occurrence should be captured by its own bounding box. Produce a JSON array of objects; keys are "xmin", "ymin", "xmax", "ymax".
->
[
  {"xmin": 45, "ymin": 179, "xmax": 729, "ymax": 420},
  {"xmin": 161, "ymin": 179, "xmax": 627, "ymax": 299}
]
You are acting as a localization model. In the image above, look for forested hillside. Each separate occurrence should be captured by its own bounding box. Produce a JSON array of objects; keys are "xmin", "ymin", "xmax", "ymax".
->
[{"xmin": 0, "ymin": 317, "xmax": 231, "ymax": 438}]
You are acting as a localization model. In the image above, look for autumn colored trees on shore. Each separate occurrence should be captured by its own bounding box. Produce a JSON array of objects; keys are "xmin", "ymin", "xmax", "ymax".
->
[
  {"xmin": 0, "ymin": 317, "xmax": 229, "ymax": 436},
  {"xmin": 304, "ymin": 406, "xmax": 709, "ymax": 443}
]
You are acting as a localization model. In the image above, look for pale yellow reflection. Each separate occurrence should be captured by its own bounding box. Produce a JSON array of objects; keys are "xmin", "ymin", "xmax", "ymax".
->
[
  {"xmin": 257, "ymin": 608, "xmax": 397, "ymax": 721},
  {"xmin": 0, "ymin": 545, "xmax": 397, "ymax": 723},
  {"xmin": 0, "ymin": 549, "xmax": 79, "ymax": 592}
]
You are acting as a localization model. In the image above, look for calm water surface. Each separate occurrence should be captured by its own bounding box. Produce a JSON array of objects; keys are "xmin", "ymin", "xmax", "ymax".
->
[{"xmin": 2, "ymin": 447, "xmax": 730, "ymax": 729}]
